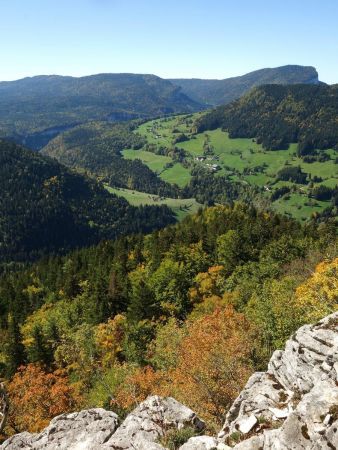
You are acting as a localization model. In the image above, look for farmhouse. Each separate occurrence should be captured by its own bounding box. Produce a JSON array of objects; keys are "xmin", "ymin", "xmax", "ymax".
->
[{"xmin": 195, "ymin": 156, "xmax": 206, "ymax": 162}]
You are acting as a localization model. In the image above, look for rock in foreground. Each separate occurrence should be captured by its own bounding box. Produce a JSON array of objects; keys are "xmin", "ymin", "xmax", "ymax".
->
[
  {"xmin": 216, "ymin": 311, "xmax": 338, "ymax": 449},
  {"xmin": 1, "ymin": 396, "xmax": 204, "ymax": 450},
  {"xmin": 2, "ymin": 313, "xmax": 337, "ymax": 449}
]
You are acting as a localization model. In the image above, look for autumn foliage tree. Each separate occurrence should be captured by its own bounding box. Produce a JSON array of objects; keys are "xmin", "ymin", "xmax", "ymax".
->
[
  {"xmin": 6, "ymin": 365, "xmax": 81, "ymax": 433},
  {"xmin": 170, "ymin": 307, "xmax": 254, "ymax": 425},
  {"xmin": 114, "ymin": 307, "xmax": 254, "ymax": 426},
  {"xmin": 295, "ymin": 257, "xmax": 338, "ymax": 322}
]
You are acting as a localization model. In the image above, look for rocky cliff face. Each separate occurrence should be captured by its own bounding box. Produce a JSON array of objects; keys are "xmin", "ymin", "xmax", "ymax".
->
[{"xmin": 2, "ymin": 312, "xmax": 337, "ymax": 450}]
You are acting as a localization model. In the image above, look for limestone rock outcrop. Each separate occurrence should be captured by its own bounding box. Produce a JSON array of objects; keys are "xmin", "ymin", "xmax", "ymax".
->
[
  {"xmin": 105, "ymin": 396, "xmax": 205, "ymax": 449},
  {"xmin": 1, "ymin": 396, "xmax": 204, "ymax": 450},
  {"xmin": 1, "ymin": 312, "xmax": 337, "ymax": 449},
  {"xmin": 216, "ymin": 311, "xmax": 338, "ymax": 449},
  {"xmin": 1, "ymin": 409, "xmax": 119, "ymax": 449}
]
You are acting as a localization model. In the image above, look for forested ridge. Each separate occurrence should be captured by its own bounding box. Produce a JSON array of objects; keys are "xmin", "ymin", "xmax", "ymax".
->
[
  {"xmin": 0, "ymin": 73, "xmax": 202, "ymax": 146},
  {"xmin": 42, "ymin": 121, "xmax": 181, "ymax": 197},
  {"xmin": 0, "ymin": 204, "xmax": 336, "ymax": 436},
  {"xmin": 42, "ymin": 121, "xmax": 262, "ymax": 203},
  {"xmin": 196, "ymin": 84, "xmax": 338, "ymax": 153},
  {"xmin": 0, "ymin": 140, "xmax": 175, "ymax": 264}
]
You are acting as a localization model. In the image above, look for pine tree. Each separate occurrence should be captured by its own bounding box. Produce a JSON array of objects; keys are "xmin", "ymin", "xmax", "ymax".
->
[{"xmin": 5, "ymin": 314, "xmax": 26, "ymax": 376}]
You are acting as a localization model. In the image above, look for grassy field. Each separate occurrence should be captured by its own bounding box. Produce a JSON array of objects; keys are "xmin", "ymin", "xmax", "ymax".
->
[
  {"xmin": 121, "ymin": 114, "xmax": 337, "ymax": 220},
  {"xmin": 122, "ymin": 149, "xmax": 171, "ymax": 173},
  {"xmin": 159, "ymin": 163, "xmax": 191, "ymax": 187},
  {"xmin": 105, "ymin": 185, "xmax": 202, "ymax": 220},
  {"xmin": 273, "ymin": 193, "xmax": 329, "ymax": 221}
]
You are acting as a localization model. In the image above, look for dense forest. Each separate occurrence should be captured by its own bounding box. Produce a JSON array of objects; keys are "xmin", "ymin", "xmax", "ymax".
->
[
  {"xmin": 183, "ymin": 167, "xmax": 262, "ymax": 205},
  {"xmin": 0, "ymin": 140, "xmax": 175, "ymax": 264},
  {"xmin": 196, "ymin": 84, "xmax": 338, "ymax": 153},
  {"xmin": 42, "ymin": 121, "xmax": 181, "ymax": 197},
  {"xmin": 0, "ymin": 204, "xmax": 336, "ymax": 437}
]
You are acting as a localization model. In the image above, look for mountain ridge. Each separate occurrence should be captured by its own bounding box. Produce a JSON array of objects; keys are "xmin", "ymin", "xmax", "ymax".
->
[
  {"xmin": 0, "ymin": 65, "xmax": 321, "ymax": 149},
  {"xmin": 196, "ymin": 83, "xmax": 338, "ymax": 152},
  {"xmin": 0, "ymin": 73, "xmax": 203, "ymax": 148},
  {"xmin": 169, "ymin": 65, "xmax": 320, "ymax": 106}
]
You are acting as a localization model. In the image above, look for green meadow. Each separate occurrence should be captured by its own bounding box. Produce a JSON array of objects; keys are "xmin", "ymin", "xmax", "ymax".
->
[
  {"xmin": 120, "ymin": 114, "xmax": 337, "ymax": 220},
  {"xmin": 105, "ymin": 185, "xmax": 202, "ymax": 220}
]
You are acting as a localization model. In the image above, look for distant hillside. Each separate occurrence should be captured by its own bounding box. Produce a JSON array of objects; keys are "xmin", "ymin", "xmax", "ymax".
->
[
  {"xmin": 170, "ymin": 65, "xmax": 320, "ymax": 106},
  {"xmin": 196, "ymin": 83, "xmax": 338, "ymax": 152},
  {"xmin": 42, "ymin": 121, "xmax": 180, "ymax": 197},
  {"xmin": 0, "ymin": 140, "xmax": 175, "ymax": 263},
  {"xmin": 0, "ymin": 73, "xmax": 203, "ymax": 148}
]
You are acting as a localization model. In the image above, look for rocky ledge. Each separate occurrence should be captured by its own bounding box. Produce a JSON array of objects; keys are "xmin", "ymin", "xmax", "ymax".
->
[{"xmin": 2, "ymin": 312, "xmax": 337, "ymax": 450}]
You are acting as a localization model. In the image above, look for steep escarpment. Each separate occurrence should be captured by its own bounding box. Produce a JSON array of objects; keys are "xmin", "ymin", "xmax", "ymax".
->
[{"xmin": 2, "ymin": 312, "xmax": 337, "ymax": 449}]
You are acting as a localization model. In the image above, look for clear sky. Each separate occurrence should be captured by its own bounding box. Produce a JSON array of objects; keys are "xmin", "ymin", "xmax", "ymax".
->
[{"xmin": 1, "ymin": 0, "xmax": 337, "ymax": 83}]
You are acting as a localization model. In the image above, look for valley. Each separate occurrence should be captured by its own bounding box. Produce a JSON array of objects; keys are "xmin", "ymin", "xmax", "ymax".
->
[
  {"xmin": 0, "ymin": 65, "xmax": 337, "ymax": 449},
  {"xmin": 117, "ymin": 113, "xmax": 337, "ymax": 221},
  {"xmin": 1, "ymin": 0, "xmax": 337, "ymax": 446}
]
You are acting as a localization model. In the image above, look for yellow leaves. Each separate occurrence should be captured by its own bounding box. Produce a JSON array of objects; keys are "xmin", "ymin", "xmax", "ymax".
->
[
  {"xmin": 295, "ymin": 258, "xmax": 338, "ymax": 322},
  {"xmin": 94, "ymin": 315, "xmax": 127, "ymax": 368},
  {"xmin": 246, "ymin": 257, "xmax": 338, "ymax": 357},
  {"xmin": 189, "ymin": 266, "xmax": 224, "ymax": 305},
  {"xmin": 23, "ymin": 284, "xmax": 43, "ymax": 297},
  {"xmin": 21, "ymin": 303, "xmax": 54, "ymax": 348}
]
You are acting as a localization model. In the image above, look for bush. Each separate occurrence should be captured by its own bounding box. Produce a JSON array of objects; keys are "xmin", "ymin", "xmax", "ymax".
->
[{"xmin": 159, "ymin": 427, "xmax": 198, "ymax": 450}]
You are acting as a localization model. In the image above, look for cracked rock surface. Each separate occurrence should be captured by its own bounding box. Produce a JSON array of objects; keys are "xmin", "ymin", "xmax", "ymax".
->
[
  {"xmin": 216, "ymin": 312, "xmax": 338, "ymax": 449},
  {"xmin": 1, "ymin": 409, "xmax": 119, "ymax": 449},
  {"xmin": 104, "ymin": 395, "xmax": 205, "ymax": 449},
  {"xmin": 1, "ymin": 313, "xmax": 337, "ymax": 449},
  {"xmin": 1, "ymin": 396, "xmax": 204, "ymax": 450}
]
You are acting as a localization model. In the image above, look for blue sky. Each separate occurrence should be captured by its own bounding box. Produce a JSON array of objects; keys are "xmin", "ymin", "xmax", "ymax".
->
[{"xmin": 0, "ymin": 0, "xmax": 337, "ymax": 83}]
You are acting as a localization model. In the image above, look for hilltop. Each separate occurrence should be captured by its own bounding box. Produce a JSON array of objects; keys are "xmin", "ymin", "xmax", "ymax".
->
[
  {"xmin": 196, "ymin": 83, "xmax": 338, "ymax": 152},
  {"xmin": 170, "ymin": 65, "xmax": 319, "ymax": 106}
]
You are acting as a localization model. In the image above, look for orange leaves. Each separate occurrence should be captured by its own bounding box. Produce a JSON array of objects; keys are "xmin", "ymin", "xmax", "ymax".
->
[
  {"xmin": 113, "ymin": 366, "xmax": 169, "ymax": 411},
  {"xmin": 113, "ymin": 307, "xmax": 254, "ymax": 426},
  {"xmin": 7, "ymin": 364, "xmax": 81, "ymax": 433},
  {"xmin": 171, "ymin": 307, "xmax": 253, "ymax": 424}
]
